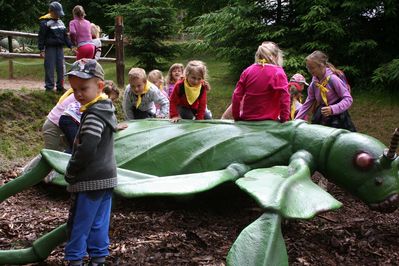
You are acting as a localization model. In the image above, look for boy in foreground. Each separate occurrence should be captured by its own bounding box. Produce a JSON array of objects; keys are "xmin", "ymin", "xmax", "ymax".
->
[{"xmin": 64, "ymin": 59, "xmax": 117, "ymax": 266}]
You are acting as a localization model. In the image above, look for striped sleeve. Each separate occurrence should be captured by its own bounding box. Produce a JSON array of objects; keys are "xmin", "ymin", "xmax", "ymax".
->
[{"xmin": 80, "ymin": 113, "xmax": 105, "ymax": 138}]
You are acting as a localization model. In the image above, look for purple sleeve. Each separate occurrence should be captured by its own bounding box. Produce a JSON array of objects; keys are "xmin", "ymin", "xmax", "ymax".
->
[
  {"xmin": 329, "ymin": 75, "xmax": 353, "ymax": 114},
  {"xmin": 295, "ymin": 84, "xmax": 315, "ymax": 120}
]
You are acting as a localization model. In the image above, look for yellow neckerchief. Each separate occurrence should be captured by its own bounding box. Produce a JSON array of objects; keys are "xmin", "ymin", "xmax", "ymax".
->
[
  {"xmin": 80, "ymin": 93, "xmax": 108, "ymax": 112},
  {"xmin": 133, "ymin": 81, "xmax": 151, "ymax": 108},
  {"xmin": 39, "ymin": 13, "xmax": 54, "ymax": 20},
  {"xmin": 257, "ymin": 59, "xmax": 269, "ymax": 66},
  {"xmin": 291, "ymin": 101, "xmax": 296, "ymax": 120},
  {"xmin": 57, "ymin": 88, "xmax": 74, "ymax": 104},
  {"xmin": 315, "ymin": 75, "xmax": 331, "ymax": 106},
  {"xmin": 184, "ymin": 79, "xmax": 202, "ymax": 105}
]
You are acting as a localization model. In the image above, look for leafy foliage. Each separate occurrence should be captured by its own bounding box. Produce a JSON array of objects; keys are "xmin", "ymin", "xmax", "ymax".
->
[
  {"xmin": 188, "ymin": 0, "xmax": 399, "ymax": 89},
  {"xmin": 107, "ymin": 0, "xmax": 179, "ymax": 70},
  {"xmin": 0, "ymin": 0, "xmax": 47, "ymax": 31},
  {"xmin": 372, "ymin": 59, "xmax": 399, "ymax": 93}
]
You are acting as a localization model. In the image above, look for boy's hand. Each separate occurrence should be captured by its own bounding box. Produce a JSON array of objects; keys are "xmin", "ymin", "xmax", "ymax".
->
[
  {"xmin": 39, "ymin": 51, "xmax": 45, "ymax": 58},
  {"xmin": 170, "ymin": 116, "xmax": 181, "ymax": 123},
  {"xmin": 117, "ymin": 123, "xmax": 128, "ymax": 131}
]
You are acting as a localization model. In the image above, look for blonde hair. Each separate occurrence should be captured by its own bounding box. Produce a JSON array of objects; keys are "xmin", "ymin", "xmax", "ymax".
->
[
  {"xmin": 165, "ymin": 63, "xmax": 184, "ymax": 85},
  {"xmin": 306, "ymin": 50, "xmax": 344, "ymax": 76},
  {"xmin": 128, "ymin": 68, "xmax": 147, "ymax": 82},
  {"xmin": 184, "ymin": 60, "xmax": 208, "ymax": 81},
  {"xmin": 103, "ymin": 80, "xmax": 119, "ymax": 99},
  {"xmin": 72, "ymin": 5, "xmax": 86, "ymax": 19},
  {"xmin": 255, "ymin": 41, "xmax": 283, "ymax": 67},
  {"xmin": 91, "ymin": 23, "xmax": 101, "ymax": 39},
  {"xmin": 148, "ymin": 69, "xmax": 164, "ymax": 84}
]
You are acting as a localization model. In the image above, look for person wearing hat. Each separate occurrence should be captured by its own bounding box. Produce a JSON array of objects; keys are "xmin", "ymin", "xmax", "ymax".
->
[
  {"xmin": 38, "ymin": 1, "xmax": 72, "ymax": 93},
  {"xmin": 64, "ymin": 59, "xmax": 117, "ymax": 266},
  {"xmin": 288, "ymin": 73, "xmax": 308, "ymax": 120}
]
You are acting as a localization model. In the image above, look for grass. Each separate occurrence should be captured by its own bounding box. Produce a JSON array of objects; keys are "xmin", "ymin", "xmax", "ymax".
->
[{"xmin": 1, "ymin": 54, "xmax": 398, "ymax": 171}]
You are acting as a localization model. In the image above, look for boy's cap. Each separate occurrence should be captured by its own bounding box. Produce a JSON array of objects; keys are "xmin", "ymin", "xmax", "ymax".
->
[
  {"xmin": 66, "ymin": 59, "xmax": 104, "ymax": 80},
  {"xmin": 290, "ymin": 73, "xmax": 309, "ymax": 86},
  {"xmin": 49, "ymin": 1, "xmax": 65, "ymax": 17}
]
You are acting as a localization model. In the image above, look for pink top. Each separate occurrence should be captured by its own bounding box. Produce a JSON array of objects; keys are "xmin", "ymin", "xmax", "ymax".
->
[
  {"xmin": 69, "ymin": 18, "xmax": 92, "ymax": 46},
  {"xmin": 232, "ymin": 63, "xmax": 290, "ymax": 122},
  {"xmin": 295, "ymin": 68, "xmax": 353, "ymax": 119},
  {"xmin": 47, "ymin": 94, "xmax": 76, "ymax": 126}
]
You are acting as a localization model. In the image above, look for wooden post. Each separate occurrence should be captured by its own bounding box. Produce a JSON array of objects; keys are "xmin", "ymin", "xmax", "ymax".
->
[
  {"xmin": 115, "ymin": 16, "xmax": 125, "ymax": 88},
  {"xmin": 7, "ymin": 36, "xmax": 13, "ymax": 79}
]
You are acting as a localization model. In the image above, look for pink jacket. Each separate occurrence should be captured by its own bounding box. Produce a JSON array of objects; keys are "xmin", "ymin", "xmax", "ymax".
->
[
  {"xmin": 69, "ymin": 18, "xmax": 92, "ymax": 46},
  {"xmin": 232, "ymin": 63, "xmax": 290, "ymax": 122}
]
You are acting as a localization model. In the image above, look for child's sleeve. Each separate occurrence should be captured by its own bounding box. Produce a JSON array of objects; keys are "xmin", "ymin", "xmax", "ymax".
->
[
  {"xmin": 153, "ymin": 89, "xmax": 169, "ymax": 118},
  {"xmin": 38, "ymin": 21, "xmax": 47, "ymax": 51},
  {"xmin": 329, "ymin": 75, "xmax": 353, "ymax": 115},
  {"xmin": 169, "ymin": 84, "xmax": 180, "ymax": 118},
  {"xmin": 122, "ymin": 86, "xmax": 135, "ymax": 120},
  {"xmin": 232, "ymin": 71, "xmax": 247, "ymax": 120},
  {"xmin": 195, "ymin": 88, "xmax": 207, "ymax": 120},
  {"xmin": 295, "ymin": 84, "xmax": 315, "ymax": 120},
  {"xmin": 65, "ymin": 114, "xmax": 105, "ymax": 183},
  {"xmin": 274, "ymin": 71, "xmax": 290, "ymax": 122}
]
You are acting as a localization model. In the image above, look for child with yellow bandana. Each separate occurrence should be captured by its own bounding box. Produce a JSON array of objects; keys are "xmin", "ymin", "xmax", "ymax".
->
[
  {"xmin": 169, "ymin": 60, "xmax": 210, "ymax": 122},
  {"xmin": 64, "ymin": 59, "xmax": 117, "ymax": 266},
  {"xmin": 295, "ymin": 51, "xmax": 355, "ymax": 131},
  {"xmin": 122, "ymin": 68, "xmax": 169, "ymax": 119}
]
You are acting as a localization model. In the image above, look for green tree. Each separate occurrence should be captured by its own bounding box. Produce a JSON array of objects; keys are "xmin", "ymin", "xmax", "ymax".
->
[
  {"xmin": 0, "ymin": 0, "xmax": 47, "ymax": 30},
  {"xmin": 107, "ymin": 0, "xmax": 179, "ymax": 70},
  {"xmin": 188, "ymin": 0, "xmax": 399, "ymax": 89}
]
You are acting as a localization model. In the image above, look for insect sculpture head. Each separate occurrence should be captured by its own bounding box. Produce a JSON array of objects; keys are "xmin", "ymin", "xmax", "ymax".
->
[{"xmin": 325, "ymin": 129, "xmax": 399, "ymax": 213}]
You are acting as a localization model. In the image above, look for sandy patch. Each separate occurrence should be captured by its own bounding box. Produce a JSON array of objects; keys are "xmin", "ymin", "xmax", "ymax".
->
[{"xmin": 0, "ymin": 78, "xmax": 70, "ymax": 90}]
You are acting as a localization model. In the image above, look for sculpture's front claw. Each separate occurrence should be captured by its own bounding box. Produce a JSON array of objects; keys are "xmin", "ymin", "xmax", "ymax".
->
[{"xmin": 235, "ymin": 150, "xmax": 342, "ymax": 219}]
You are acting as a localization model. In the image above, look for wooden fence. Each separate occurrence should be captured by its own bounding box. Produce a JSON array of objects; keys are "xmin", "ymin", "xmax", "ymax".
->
[{"xmin": 0, "ymin": 16, "xmax": 125, "ymax": 87}]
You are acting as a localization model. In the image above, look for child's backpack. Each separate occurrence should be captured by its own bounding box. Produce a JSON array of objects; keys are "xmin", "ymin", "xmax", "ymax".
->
[{"xmin": 334, "ymin": 70, "xmax": 351, "ymax": 93}]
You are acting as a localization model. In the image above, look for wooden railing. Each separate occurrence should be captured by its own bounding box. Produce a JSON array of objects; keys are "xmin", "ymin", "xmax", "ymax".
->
[{"xmin": 0, "ymin": 16, "xmax": 125, "ymax": 87}]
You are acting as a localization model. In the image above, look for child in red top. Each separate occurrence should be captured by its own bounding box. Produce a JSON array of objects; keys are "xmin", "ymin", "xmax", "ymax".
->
[
  {"xmin": 232, "ymin": 41, "xmax": 290, "ymax": 122},
  {"xmin": 169, "ymin": 60, "xmax": 209, "ymax": 122}
]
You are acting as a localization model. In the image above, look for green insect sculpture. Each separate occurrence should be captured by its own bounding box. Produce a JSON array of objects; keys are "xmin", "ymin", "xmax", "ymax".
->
[{"xmin": 0, "ymin": 119, "xmax": 398, "ymax": 265}]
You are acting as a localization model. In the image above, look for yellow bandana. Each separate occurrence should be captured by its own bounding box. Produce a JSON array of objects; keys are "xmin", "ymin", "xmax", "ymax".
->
[
  {"xmin": 291, "ymin": 102, "xmax": 296, "ymax": 120},
  {"xmin": 184, "ymin": 79, "xmax": 201, "ymax": 105},
  {"xmin": 133, "ymin": 81, "xmax": 151, "ymax": 108},
  {"xmin": 80, "ymin": 93, "xmax": 108, "ymax": 112},
  {"xmin": 57, "ymin": 88, "xmax": 74, "ymax": 104},
  {"xmin": 257, "ymin": 59, "xmax": 269, "ymax": 66},
  {"xmin": 315, "ymin": 76, "xmax": 331, "ymax": 106},
  {"xmin": 39, "ymin": 13, "xmax": 54, "ymax": 20}
]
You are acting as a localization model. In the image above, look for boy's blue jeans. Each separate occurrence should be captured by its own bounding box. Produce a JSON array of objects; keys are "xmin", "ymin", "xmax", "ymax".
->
[{"xmin": 65, "ymin": 189, "xmax": 113, "ymax": 261}]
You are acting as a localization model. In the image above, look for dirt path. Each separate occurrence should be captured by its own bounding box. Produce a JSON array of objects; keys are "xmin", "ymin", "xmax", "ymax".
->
[{"xmin": 0, "ymin": 78, "xmax": 69, "ymax": 90}]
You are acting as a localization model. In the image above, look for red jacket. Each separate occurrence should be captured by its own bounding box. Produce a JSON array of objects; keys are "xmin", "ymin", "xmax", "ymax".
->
[{"xmin": 169, "ymin": 79, "xmax": 208, "ymax": 120}]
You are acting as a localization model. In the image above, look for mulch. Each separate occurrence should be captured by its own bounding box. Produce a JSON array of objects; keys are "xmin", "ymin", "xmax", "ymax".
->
[{"xmin": 1, "ymin": 168, "xmax": 398, "ymax": 266}]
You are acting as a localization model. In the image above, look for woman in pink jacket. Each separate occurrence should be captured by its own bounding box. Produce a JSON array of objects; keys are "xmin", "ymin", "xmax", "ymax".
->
[
  {"xmin": 69, "ymin": 5, "xmax": 95, "ymax": 60},
  {"xmin": 232, "ymin": 41, "xmax": 290, "ymax": 122}
]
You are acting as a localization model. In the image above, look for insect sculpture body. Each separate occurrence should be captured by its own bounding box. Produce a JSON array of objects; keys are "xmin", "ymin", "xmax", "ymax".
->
[{"xmin": 1, "ymin": 119, "xmax": 398, "ymax": 265}]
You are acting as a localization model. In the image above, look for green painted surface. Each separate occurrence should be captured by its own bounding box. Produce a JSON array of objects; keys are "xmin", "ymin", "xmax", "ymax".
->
[{"xmin": 1, "ymin": 119, "xmax": 398, "ymax": 265}]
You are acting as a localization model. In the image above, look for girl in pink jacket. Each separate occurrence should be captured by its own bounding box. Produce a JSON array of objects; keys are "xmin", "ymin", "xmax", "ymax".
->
[{"xmin": 232, "ymin": 41, "xmax": 290, "ymax": 122}]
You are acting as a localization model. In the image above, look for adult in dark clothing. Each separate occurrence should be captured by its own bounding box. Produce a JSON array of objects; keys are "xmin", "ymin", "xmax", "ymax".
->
[{"xmin": 38, "ymin": 2, "xmax": 72, "ymax": 93}]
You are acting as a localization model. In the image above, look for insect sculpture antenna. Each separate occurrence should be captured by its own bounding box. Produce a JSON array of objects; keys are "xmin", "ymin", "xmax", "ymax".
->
[{"xmin": 385, "ymin": 128, "xmax": 399, "ymax": 160}]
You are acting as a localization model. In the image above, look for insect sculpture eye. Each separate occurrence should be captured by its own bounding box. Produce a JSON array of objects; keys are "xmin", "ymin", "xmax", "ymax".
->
[{"xmin": 354, "ymin": 152, "xmax": 374, "ymax": 170}]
